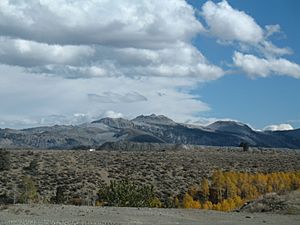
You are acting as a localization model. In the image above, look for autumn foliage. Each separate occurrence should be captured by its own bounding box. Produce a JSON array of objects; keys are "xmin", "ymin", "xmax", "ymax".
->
[{"xmin": 180, "ymin": 170, "xmax": 300, "ymax": 211}]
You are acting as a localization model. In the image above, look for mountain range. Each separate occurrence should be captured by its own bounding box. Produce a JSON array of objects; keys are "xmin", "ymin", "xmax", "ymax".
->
[{"xmin": 0, "ymin": 114, "xmax": 299, "ymax": 150}]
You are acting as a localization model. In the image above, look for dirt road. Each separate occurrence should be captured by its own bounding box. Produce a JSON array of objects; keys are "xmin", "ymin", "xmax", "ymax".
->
[{"xmin": 0, "ymin": 204, "xmax": 299, "ymax": 225}]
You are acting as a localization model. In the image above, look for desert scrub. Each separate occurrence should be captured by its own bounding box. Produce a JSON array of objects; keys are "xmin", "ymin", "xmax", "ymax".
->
[{"xmin": 97, "ymin": 179, "xmax": 161, "ymax": 207}]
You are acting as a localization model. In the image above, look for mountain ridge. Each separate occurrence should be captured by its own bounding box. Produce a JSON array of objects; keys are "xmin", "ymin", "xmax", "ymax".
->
[{"xmin": 0, "ymin": 114, "xmax": 299, "ymax": 150}]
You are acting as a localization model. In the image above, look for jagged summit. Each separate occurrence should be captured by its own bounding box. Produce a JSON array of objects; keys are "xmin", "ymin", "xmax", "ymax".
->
[
  {"xmin": 131, "ymin": 114, "xmax": 177, "ymax": 126},
  {"xmin": 92, "ymin": 117, "xmax": 133, "ymax": 129}
]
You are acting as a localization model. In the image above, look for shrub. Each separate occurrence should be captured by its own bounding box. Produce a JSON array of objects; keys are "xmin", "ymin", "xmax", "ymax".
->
[
  {"xmin": 149, "ymin": 197, "xmax": 162, "ymax": 208},
  {"xmin": 24, "ymin": 158, "xmax": 39, "ymax": 176},
  {"xmin": 19, "ymin": 176, "xmax": 38, "ymax": 204},
  {"xmin": 0, "ymin": 193, "xmax": 13, "ymax": 205},
  {"xmin": 164, "ymin": 196, "xmax": 179, "ymax": 208},
  {"xmin": 53, "ymin": 186, "xmax": 66, "ymax": 204},
  {"xmin": 97, "ymin": 179, "xmax": 158, "ymax": 207}
]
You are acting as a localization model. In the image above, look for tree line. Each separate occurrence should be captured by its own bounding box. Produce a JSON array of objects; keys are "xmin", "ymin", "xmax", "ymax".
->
[{"xmin": 181, "ymin": 170, "xmax": 300, "ymax": 211}]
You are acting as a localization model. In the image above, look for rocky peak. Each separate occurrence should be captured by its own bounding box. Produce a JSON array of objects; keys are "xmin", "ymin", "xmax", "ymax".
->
[
  {"xmin": 131, "ymin": 114, "xmax": 177, "ymax": 126},
  {"xmin": 91, "ymin": 117, "xmax": 133, "ymax": 129}
]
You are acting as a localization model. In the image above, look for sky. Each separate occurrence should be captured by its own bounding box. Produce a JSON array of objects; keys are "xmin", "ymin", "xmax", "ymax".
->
[{"xmin": 0, "ymin": 0, "xmax": 299, "ymax": 131}]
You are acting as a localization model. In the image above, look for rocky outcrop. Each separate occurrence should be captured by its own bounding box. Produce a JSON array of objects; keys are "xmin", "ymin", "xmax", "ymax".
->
[{"xmin": 240, "ymin": 191, "xmax": 300, "ymax": 214}]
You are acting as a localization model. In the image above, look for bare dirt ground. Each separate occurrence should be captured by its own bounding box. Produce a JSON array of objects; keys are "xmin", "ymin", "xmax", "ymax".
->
[
  {"xmin": 1, "ymin": 147, "xmax": 300, "ymax": 202},
  {"xmin": 1, "ymin": 204, "xmax": 300, "ymax": 225}
]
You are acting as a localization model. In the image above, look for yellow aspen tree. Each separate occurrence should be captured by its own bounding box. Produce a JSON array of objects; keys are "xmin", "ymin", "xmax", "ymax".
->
[
  {"xmin": 188, "ymin": 185, "xmax": 198, "ymax": 198},
  {"xmin": 174, "ymin": 196, "xmax": 180, "ymax": 208},
  {"xmin": 213, "ymin": 202, "xmax": 222, "ymax": 211},
  {"xmin": 227, "ymin": 198, "xmax": 236, "ymax": 211},
  {"xmin": 232, "ymin": 196, "xmax": 244, "ymax": 208},
  {"xmin": 192, "ymin": 200, "xmax": 201, "ymax": 209},
  {"xmin": 211, "ymin": 170, "xmax": 225, "ymax": 202},
  {"xmin": 225, "ymin": 179, "xmax": 237, "ymax": 199},
  {"xmin": 220, "ymin": 199, "xmax": 231, "ymax": 211},
  {"xmin": 202, "ymin": 201, "xmax": 213, "ymax": 210},
  {"xmin": 200, "ymin": 178, "xmax": 210, "ymax": 201},
  {"xmin": 182, "ymin": 193, "xmax": 194, "ymax": 208}
]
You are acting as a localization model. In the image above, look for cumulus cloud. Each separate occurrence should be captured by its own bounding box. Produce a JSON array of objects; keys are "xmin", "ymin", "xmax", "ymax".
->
[
  {"xmin": 0, "ymin": 0, "xmax": 224, "ymax": 79},
  {"xmin": 0, "ymin": 0, "xmax": 203, "ymax": 47},
  {"xmin": 264, "ymin": 124, "xmax": 294, "ymax": 131},
  {"xmin": 233, "ymin": 51, "xmax": 300, "ymax": 78},
  {"xmin": 26, "ymin": 41, "xmax": 224, "ymax": 79},
  {"xmin": 201, "ymin": 0, "xmax": 286, "ymax": 53},
  {"xmin": 201, "ymin": 0, "xmax": 264, "ymax": 43},
  {"xmin": 0, "ymin": 37, "xmax": 94, "ymax": 67},
  {"xmin": 201, "ymin": 0, "xmax": 299, "ymax": 77}
]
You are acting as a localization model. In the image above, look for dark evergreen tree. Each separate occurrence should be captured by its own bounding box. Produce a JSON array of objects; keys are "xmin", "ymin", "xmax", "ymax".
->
[{"xmin": 239, "ymin": 142, "xmax": 249, "ymax": 151}]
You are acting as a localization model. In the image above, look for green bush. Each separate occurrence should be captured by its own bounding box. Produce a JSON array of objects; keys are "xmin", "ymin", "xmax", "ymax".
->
[
  {"xmin": 97, "ymin": 179, "xmax": 158, "ymax": 207},
  {"xmin": 19, "ymin": 176, "xmax": 38, "ymax": 204}
]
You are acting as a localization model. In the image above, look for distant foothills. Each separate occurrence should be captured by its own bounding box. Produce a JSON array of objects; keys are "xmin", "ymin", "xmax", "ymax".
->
[{"xmin": 0, "ymin": 114, "xmax": 299, "ymax": 150}]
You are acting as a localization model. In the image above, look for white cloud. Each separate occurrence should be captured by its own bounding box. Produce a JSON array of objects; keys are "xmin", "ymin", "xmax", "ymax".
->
[
  {"xmin": 0, "ymin": 37, "xmax": 94, "ymax": 67},
  {"xmin": 0, "ymin": 0, "xmax": 224, "ymax": 79},
  {"xmin": 200, "ymin": 0, "xmax": 298, "ymax": 78},
  {"xmin": 264, "ymin": 124, "xmax": 294, "ymax": 131},
  {"xmin": 201, "ymin": 0, "xmax": 264, "ymax": 43},
  {"xmin": 259, "ymin": 41, "xmax": 292, "ymax": 58},
  {"xmin": 104, "ymin": 111, "xmax": 124, "ymax": 119},
  {"xmin": 265, "ymin": 24, "xmax": 281, "ymax": 38},
  {"xmin": 0, "ymin": 0, "xmax": 203, "ymax": 47},
  {"xmin": 233, "ymin": 51, "xmax": 300, "ymax": 78},
  {"xmin": 107, "ymin": 41, "xmax": 224, "ymax": 79},
  {"xmin": 19, "ymin": 41, "xmax": 224, "ymax": 79}
]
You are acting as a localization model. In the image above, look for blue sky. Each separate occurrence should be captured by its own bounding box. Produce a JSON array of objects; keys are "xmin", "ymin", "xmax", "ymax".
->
[
  {"xmin": 187, "ymin": 0, "xmax": 300, "ymax": 129},
  {"xmin": 0, "ymin": 0, "xmax": 299, "ymax": 130}
]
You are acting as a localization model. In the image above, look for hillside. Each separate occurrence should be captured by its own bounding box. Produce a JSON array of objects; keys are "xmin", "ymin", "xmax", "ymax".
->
[{"xmin": 0, "ymin": 114, "xmax": 300, "ymax": 149}]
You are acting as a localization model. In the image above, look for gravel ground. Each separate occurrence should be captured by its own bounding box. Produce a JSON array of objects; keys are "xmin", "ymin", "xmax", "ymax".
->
[{"xmin": 0, "ymin": 204, "xmax": 300, "ymax": 225}]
